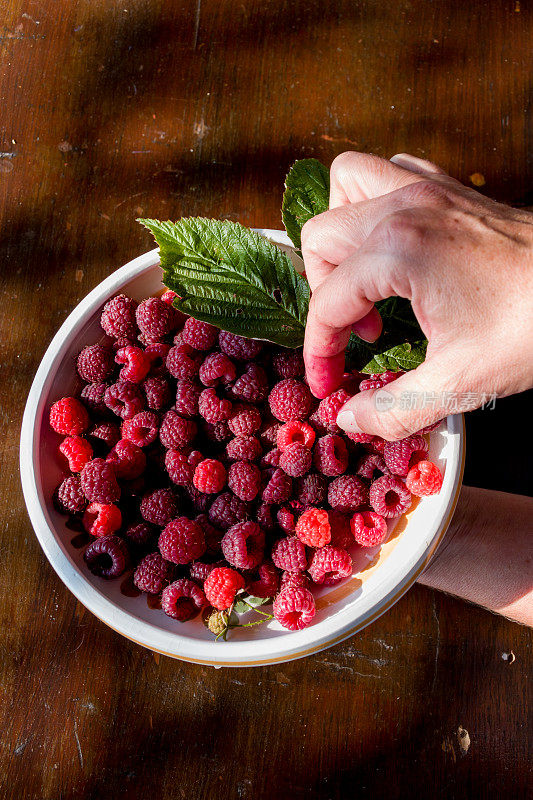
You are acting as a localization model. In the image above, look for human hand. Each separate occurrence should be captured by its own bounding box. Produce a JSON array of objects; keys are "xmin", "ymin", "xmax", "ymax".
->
[{"xmin": 302, "ymin": 152, "xmax": 533, "ymax": 440}]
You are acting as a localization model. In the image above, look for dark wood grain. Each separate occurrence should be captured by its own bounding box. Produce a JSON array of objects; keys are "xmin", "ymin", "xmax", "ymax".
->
[{"xmin": 0, "ymin": 1, "xmax": 531, "ymax": 798}]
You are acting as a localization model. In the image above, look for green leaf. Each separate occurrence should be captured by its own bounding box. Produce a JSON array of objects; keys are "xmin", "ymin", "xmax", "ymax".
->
[
  {"xmin": 282, "ymin": 159, "xmax": 330, "ymax": 250},
  {"xmin": 361, "ymin": 340, "xmax": 428, "ymax": 374},
  {"xmin": 138, "ymin": 217, "xmax": 309, "ymax": 348},
  {"xmin": 245, "ymin": 595, "xmax": 271, "ymax": 608},
  {"xmin": 232, "ymin": 599, "xmax": 251, "ymax": 615},
  {"xmin": 233, "ymin": 595, "xmax": 271, "ymax": 614}
]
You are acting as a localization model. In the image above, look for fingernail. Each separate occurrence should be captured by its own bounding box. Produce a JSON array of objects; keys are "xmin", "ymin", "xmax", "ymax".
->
[{"xmin": 336, "ymin": 408, "xmax": 362, "ymax": 433}]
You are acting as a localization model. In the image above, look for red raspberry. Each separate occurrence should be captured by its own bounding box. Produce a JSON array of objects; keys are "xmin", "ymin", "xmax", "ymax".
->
[
  {"xmin": 144, "ymin": 342, "xmax": 171, "ymax": 376},
  {"xmin": 88, "ymin": 422, "xmax": 121, "ymax": 450},
  {"xmin": 347, "ymin": 432, "xmax": 375, "ymax": 444},
  {"xmin": 161, "ymin": 289, "xmax": 179, "ymax": 304},
  {"xmin": 166, "ymin": 343, "xmax": 202, "ymax": 379},
  {"xmin": 356, "ymin": 453, "xmax": 388, "ymax": 481},
  {"xmin": 80, "ymin": 458, "xmax": 120, "ymax": 503},
  {"xmin": 256, "ymin": 502, "xmax": 275, "ymax": 532},
  {"xmin": 77, "ymin": 344, "xmax": 114, "ymax": 383},
  {"xmin": 228, "ymin": 403, "xmax": 261, "ymax": 437},
  {"xmin": 350, "ymin": 511, "xmax": 388, "ymax": 547},
  {"xmin": 54, "ymin": 475, "xmax": 87, "ymax": 514},
  {"xmin": 368, "ymin": 437, "xmax": 386, "ymax": 453},
  {"xmin": 136, "ymin": 296, "xmax": 178, "ymax": 343},
  {"xmin": 295, "ymin": 507, "xmax": 331, "ymax": 547},
  {"xmin": 83, "ymin": 535, "xmax": 129, "ymax": 579},
  {"xmin": 369, "ymin": 474, "xmax": 411, "ymax": 517},
  {"xmin": 260, "ymin": 448, "xmax": 281, "ymax": 468},
  {"xmin": 199, "ymin": 352, "xmax": 236, "ymax": 388},
  {"xmin": 318, "ymin": 388, "xmax": 351, "ymax": 432},
  {"xmin": 273, "ymin": 587, "xmax": 315, "ymax": 630},
  {"xmin": 227, "ymin": 461, "xmax": 262, "ymax": 501},
  {"xmin": 104, "ymin": 380, "xmax": 144, "ymax": 420},
  {"xmin": 218, "ymin": 331, "xmax": 263, "ymax": 361},
  {"xmin": 328, "ymin": 475, "xmax": 368, "ymax": 513},
  {"xmin": 268, "ymin": 379, "xmax": 313, "ymax": 422},
  {"xmin": 262, "ymin": 468, "xmax": 292, "ymax": 505},
  {"xmin": 193, "ymin": 459, "xmax": 227, "ymax": 494},
  {"xmin": 59, "ymin": 436, "xmax": 93, "ymax": 472},
  {"xmin": 161, "ymin": 578, "xmax": 207, "ymax": 621},
  {"xmin": 259, "ymin": 418, "xmax": 281, "ymax": 447},
  {"xmin": 106, "ymin": 439, "xmax": 146, "ymax": 479},
  {"xmin": 314, "ymin": 434, "xmax": 349, "ymax": 477},
  {"xmin": 202, "ymin": 421, "xmax": 232, "ymax": 443},
  {"xmin": 405, "ymin": 460, "xmax": 443, "ymax": 496},
  {"xmin": 308, "ymin": 407, "xmax": 328, "ymax": 437},
  {"xmin": 277, "ymin": 421, "xmax": 315, "ymax": 451},
  {"xmin": 232, "ymin": 364, "xmax": 269, "ymax": 403},
  {"xmin": 50, "ymin": 397, "xmax": 89, "ymax": 435},
  {"xmin": 115, "ymin": 345, "xmax": 151, "ymax": 383},
  {"xmin": 159, "ymin": 410, "xmax": 197, "ymax": 449},
  {"xmin": 198, "ymin": 387, "xmax": 232, "ymax": 423},
  {"xmin": 221, "ymin": 520, "xmax": 265, "ymax": 569},
  {"xmin": 226, "ymin": 436, "xmax": 262, "ymax": 462},
  {"xmin": 189, "ymin": 560, "xmax": 222, "ymax": 583},
  {"xmin": 123, "ymin": 521, "xmax": 155, "ymax": 548},
  {"xmin": 280, "ymin": 570, "xmax": 310, "ymax": 591},
  {"xmin": 164, "ymin": 449, "xmax": 193, "ymax": 487},
  {"xmin": 279, "ymin": 443, "xmax": 312, "ymax": 477},
  {"xmin": 140, "ymin": 488, "xmax": 178, "ymax": 527},
  {"xmin": 204, "ymin": 566, "xmax": 245, "ymax": 610},
  {"xmin": 100, "ymin": 294, "xmax": 138, "ymax": 339},
  {"xmin": 208, "ymin": 492, "xmax": 250, "ymax": 530},
  {"xmin": 295, "ymin": 473, "xmax": 327, "ymax": 507},
  {"xmin": 328, "ymin": 510, "xmax": 354, "ymax": 550},
  {"xmin": 159, "ymin": 517, "xmax": 206, "ymax": 564},
  {"xmin": 308, "ymin": 546, "xmax": 352, "ymax": 585},
  {"xmin": 181, "ymin": 317, "xmax": 218, "ymax": 351},
  {"xmin": 134, "ymin": 551, "xmax": 175, "ymax": 593},
  {"xmin": 359, "ymin": 371, "xmax": 402, "ymax": 392},
  {"xmin": 271, "ymin": 536, "xmax": 307, "ymax": 571},
  {"xmin": 248, "ymin": 563, "xmax": 280, "ymax": 598},
  {"xmin": 83, "ymin": 502, "xmax": 122, "ymax": 537},
  {"xmin": 271, "ymin": 348, "xmax": 305, "ymax": 379},
  {"xmin": 121, "ymin": 411, "xmax": 159, "ymax": 447},
  {"xmin": 277, "ymin": 506, "xmax": 296, "ymax": 533},
  {"xmin": 80, "ymin": 383, "xmax": 108, "ymax": 417},
  {"xmin": 143, "ymin": 376, "xmax": 171, "ymax": 411},
  {"xmin": 195, "ymin": 514, "xmax": 224, "ymax": 556},
  {"xmin": 383, "ymin": 434, "xmax": 429, "ymax": 477}
]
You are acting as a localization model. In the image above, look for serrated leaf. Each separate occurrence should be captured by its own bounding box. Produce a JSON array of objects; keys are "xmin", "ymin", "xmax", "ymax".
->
[
  {"xmin": 232, "ymin": 599, "xmax": 251, "ymax": 615},
  {"xmin": 361, "ymin": 340, "xmax": 428, "ymax": 374},
  {"xmin": 245, "ymin": 595, "xmax": 271, "ymax": 608},
  {"xmin": 138, "ymin": 217, "xmax": 309, "ymax": 348},
  {"xmin": 282, "ymin": 158, "xmax": 330, "ymax": 249}
]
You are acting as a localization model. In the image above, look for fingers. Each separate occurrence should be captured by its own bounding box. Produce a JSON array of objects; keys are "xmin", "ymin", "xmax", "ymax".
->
[
  {"xmin": 390, "ymin": 153, "xmax": 449, "ymax": 176},
  {"xmin": 329, "ymin": 151, "xmax": 428, "ymax": 208}
]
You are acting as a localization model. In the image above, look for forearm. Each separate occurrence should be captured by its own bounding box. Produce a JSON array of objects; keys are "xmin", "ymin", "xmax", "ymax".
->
[{"xmin": 417, "ymin": 486, "xmax": 533, "ymax": 626}]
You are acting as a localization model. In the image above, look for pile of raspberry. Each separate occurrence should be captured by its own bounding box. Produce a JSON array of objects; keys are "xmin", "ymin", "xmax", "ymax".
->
[{"xmin": 49, "ymin": 290, "xmax": 443, "ymax": 634}]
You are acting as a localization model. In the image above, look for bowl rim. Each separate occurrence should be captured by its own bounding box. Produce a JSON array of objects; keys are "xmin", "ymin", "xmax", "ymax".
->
[{"xmin": 20, "ymin": 232, "xmax": 465, "ymax": 667}]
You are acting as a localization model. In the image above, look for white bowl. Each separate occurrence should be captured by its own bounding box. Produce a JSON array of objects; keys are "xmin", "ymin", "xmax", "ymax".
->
[{"xmin": 20, "ymin": 229, "xmax": 465, "ymax": 667}]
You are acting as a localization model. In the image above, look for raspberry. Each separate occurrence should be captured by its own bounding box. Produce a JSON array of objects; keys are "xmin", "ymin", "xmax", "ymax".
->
[
  {"xmin": 123, "ymin": 521, "xmax": 155, "ymax": 548},
  {"xmin": 314, "ymin": 435, "xmax": 349, "ymax": 477},
  {"xmin": 208, "ymin": 492, "xmax": 250, "ymax": 530},
  {"xmin": 226, "ymin": 436, "xmax": 262, "ymax": 462},
  {"xmin": 221, "ymin": 521, "xmax": 265, "ymax": 569},
  {"xmin": 106, "ymin": 439, "xmax": 146, "ymax": 479},
  {"xmin": 77, "ymin": 344, "xmax": 114, "ymax": 383},
  {"xmin": 347, "ymin": 432, "xmax": 375, "ymax": 444},
  {"xmin": 271, "ymin": 535, "xmax": 307, "ymax": 571},
  {"xmin": 260, "ymin": 448, "xmax": 281, "ymax": 468},
  {"xmin": 83, "ymin": 502, "xmax": 122, "ymax": 537},
  {"xmin": 59, "ymin": 436, "xmax": 93, "ymax": 472},
  {"xmin": 49, "ymin": 397, "xmax": 89, "ymax": 435},
  {"xmin": 368, "ymin": 437, "xmax": 386, "ymax": 453},
  {"xmin": 122, "ymin": 411, "xmax": 160, "ymax": 447},
  {"xmin": 181, "ymin": 317, "xmax": 218, "ymax": 351},
  {"xmin": 104, "ymin": 380, "xmax": 144, "ymax": 420},
  {"xmin": 166, "ymin": 343, "xmax": 202, "ymax": 379},
  {"xmin": 256, "ymin": 502, "xmax": 275, "ymax": 532},
  {"xmin": 115, "ymin": 345, "xmax": 151, "ymax": 383},
  {"xmin": 83, "ymin": 535, "xmax": 129, "ymax": 579},
  {"xmin": 134, "ymin": 551, "xmax": 175, "ymax": 593},
  {"xmin": 277, "ymin": 421, "xmax": 315, "ymax": 451},
  {"xmin": 88, "ymin": 422, "xmax": 121, "ymax": 450},
  {"xmin": 196, "ymin": 514, "xmax": 224, "ymax": 556},
  {"xmin": 383, "ymin": 435, "xmax": 429, "ymax": 477},
  {"xmin": 161, "ymin": 578, "xmax": 207, "ymax": 621},
  {"xmin": 277, "ymin": 506, "xmax": 296, "ymax": 533},
  {"xmin": 227, "ymin": 461, "xmax": 262, "ymax": 501},
  {"xmin": 80, "ymin": 382, "xmax": 109, "ymax": 417},
  {"xmin": 369, "ymin": 474, "xmax": 411, "ymax": 518},
  {"xmin": 161, "ymin": 289, "xmax": 179, "ymax": 304},
  {"xmin": 271, "ymin": 348, "xmax": 305, "ymax": 379},
  {"xmin": 204, "ymin": 566, "xmax": 245, "ymax": 610},
  {"xmin": 262, "ymin": 468, "xmax": 292, "ymax": 505},
  {"xmin": 268, "ymin": 379, "xmax": 313, "ymax": 422},
  {"xmin": 295, "ymin": 473, "xmax": 327, "ymax": 507},
  {"xmin": 350, "ymin": 511, "xmax": 388, "ymax": 547},
  {"xmin": 100, "ymin": 294, "xmax": 138, "ymax": 339},
  {"xmin": 143, "ymin": 376, "xmax": 171, "ymax": 411},
  {"xmin": 232, "ymin": 364, "xmax": 269, "ymax": 403},
  {"xmin": 164, "ymin": 449, "xmax": 193, "ymax": 487},
  {"xmin": 159, "ymin": 410, "xmax": 197, "ymax": 449},
  {"xmin": 54, "ymin": 475, "xmax": 87, "ymax": 514},
  {"xmin": 202, "ymin": 421, "xmax": 232, "ymax": 443},
  {"xmin": 189, "ymin": 560, "xmax": 221, "ymax": 583},
  {"xmin": 273, "ymin": 587, "xmax": 315, "ymax": 630},
  {"xmin": 356, "ymin": 453, "xmax": 388, "ymax": 481},
  {"xmin": 144, "ymin": 342, "xmax": 171, "ymax": 376},
  {"xmin": 186, "ymin": 486, "xmax": 212, "ymax": 514},
  {"xmin": 188, "ymin": 450, "xmax": 204, "ymax": 469},
  {"xmin": 248, "ymin": 563, "xmax": 279, "ymax": 598},
  {"xmin": 280, "ymin": 571, "xmax": 310, "ymax": 591},
  {"xmin": 359, "ymin": 371, "xmax": 402, "ymax": 392},
  {"xmin": 308, "ymin": 546, "xmax": 352, "ymax": 585},
  {"xmin": 136, "ymin": 297, "xmax": 177, "ymax": 343},
  {"xmin": 80, "ymin": 458, "xmax": 120, "ymax": 503},
  {"xmin": 259, "ymin": 418, "xmax": 281, "ymax": 447},
  {"xmin": 279, "ymin": 443, "xmax": 312, "ymax": 478},
  {"xmin": 218, "ymin": 331, "xmax": 263, "ymax": 361},
  {"xmin": 193, "ymin": 459, "xmax": 227, "ymax": 494},
  {"xmin": 140, "ymin": 488, "xmax": 178, "ymax": 527},
  {"xmin": 295, "ymin": 507, "xmax": 331, "ymax": 548},
  {"xmin": 405, "ymin": 460, "xmax": 443, "ymax": 496},
  {"xmin": 159, "ymin": 517, "xmax": 206, "ymax": 564},
  {"xmin": 328, "ymin": 510, "xmax": 354, "ymax": 550},
  {"xmin": 198, "ymin": 387, "xmax": 232, "ymax": 423},
  {"xmin": 328, "ymin": 475, "xmax": 368, "ymax": 513},
  {"xmin": 228, "ymin": 404, "xmax": 261, "ymax": 437},
  {"xmin": 318, "ymin": 388, "xmax": 351, "ymax": 432}
]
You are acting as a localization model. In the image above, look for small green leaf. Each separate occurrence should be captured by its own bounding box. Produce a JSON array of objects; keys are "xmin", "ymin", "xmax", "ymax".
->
[
  {"xmin": 245, "ymin": 595, "xmax": 271, "ymax": 608},
  {"xmin": 233, "ymin": 599, "xmax": 251, "ymax": 615},
  {"xmin": 282, "ymin": 158, "xmax": 330, "ymax": 250},
  {"xmin": 361, "ymin": 340, "xmax": 428, "ymax": 374}
]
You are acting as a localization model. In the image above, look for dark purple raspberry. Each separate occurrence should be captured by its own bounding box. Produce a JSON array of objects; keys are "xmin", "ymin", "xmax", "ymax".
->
[
  {"xmin": 165, "ymin": 449, "xmax": 194, "ymax": 487},
  {"xmin": 136, "ymin": 297, "xmax": 178, "ymax": 343},
  {"xmin": 226, "ymin": 436, "xmax": 262, "ymax": 462},
  {"xmin": 268, "ymin": 379, "xmax": 313, "ymax": 422},
  {"xmin": 271, "ymin": 536, "xmax": 307, "ymax": 572},
  {"xmin": 198, "ymin": 387, "xmax": 232, "ymax": 423},
  {"xmin": 77, "ymin": 344, "xmax": 114, "ymax": 383},
  {"xmin": 158, "ymin": 517, "xmax": 206, "ymax": 564},
  {"xmin": 279, "ymin": 443, "xmax": 312, "ymax": 478},
  {"xmin": 218, "ymin": 331, "xmax": 263, "ymax": 361},
  {"xmin": 142, "ymin": 376, "xmax": 171, "ymax": 411},
  {"xmin": 383, "ymin": 435, "xmax": 429, "ymax": 477},
  {"xmin": 140, "ymin": 488, "xmax": 179, "ymax": 527},
  {"xmin": 161, "ymin": 578, "xmax": 207, "ymax": 621},
  {"xmin": 80, "ymin": 382, "xmax": 109, "ymax": 417},
  {"xmin": 262, "ymin": 468, "xmax": 292, "ymax": 505},
  {"xmin": 186, "ymin": 485, "xmax": 212, "ymax": 514},
  {"xmin": 356, "ymin": 453, "xmax": 388, "ymax": 481},
  {"xmin": 189, "ymin": 560, "xmax": 222, "ymax": 583},
  {"xmin": 55, "ymin": 475, "xmax": 87, "ymax": 514},
  {"xmin": 104, "ymin": 380, "xmax": 144, "ymax": 420},
  {"xmin": 227, "ymin": 461, "xmax": 262, "ymax": 501},
  {"xmin": 227, "ymin": 403, "xmax": 261, "ymax": 437},
  {"xmin": 181, "ymin": 317, "xmax": 218, "ymax": 351},
  {"xmin": 195, "ymin": 514, "xmax": 224, "ymax": 556},
  {"xmin": 175, "ymin": 379, "xmax": 202, "ymax": 418},
  {"xmin": 123, "ymin": 521, "xmax": 155, "ymax": 548},
  {"xmin": 271, "ymin": 348, "xmax": 305, "ymax": 379},
  {"xmin": 83, "ymin": 535, "xmax": 129, "ymax": 579},
  {"xmin": 80, "ymin": 458, "xmax": 120, "ymax": 504},
  {"xmin": 208, "ymin": 491, "xmax": 250, "ymax": 530},
  {"xmin": 260, "ymin": 448, "xmax": 281, "ymax": 468},
  {"xmin": 134, "ymin": 551, "xmax": 175, "ymax": 593},
  {"xmin": 100, "ymin": 294, "xmax": 138, "ymax": 339},
  {"xmin": 159, "ymin": 410, "xmax": 197, "ymax": 449},
  {"xmin": 202, "ymin": 421, "xmax": 232, "ymax": 443},
  {"xmin": 328, "ymin": 475, "xmax": 368, "ymax": 514},
  {"xmin": 256, "ymin": 502, "xmax": 275, "ymax": 532},
  {"xmin": 314, "ymin": 434, "xmax": 349, "ymax": 477},
  {"xmin": 369, "ymin": 474, "xmax": 412, "ymax": 518},
  {"xmin": 199, "ymin": 352, "xmax": 237, "ymax": 387},
  {"xmin": 231, "ymin": 364, "xmax": 269, "ymax": 403},
  {"xmin": 166, "ymin": 343, "xmax": 202, "ymax": 380},
  {"xmin": 247, "ymin": 563, "xmax": 280, "ymax": 598},
  {"xmin": 259, "ymin": 419, "xmax": 282, "ymax": 447},
  {"xmin": 88, "ymin": 421, "xmax": 121, "ymax": 450},
  {"xmin": 221, "ymin": 521, "xmax": 265, "ymax": 570},
  {"xmin": 295, "ymin": 473, "xmax": 328, "ymax": 507},
  {"xmin": 328, "ymin": 510, "xmax": 354, "ymax": 550},
  {"xmin": 308, "ymin": 407, "xmax": 329, "ymax": 437}
]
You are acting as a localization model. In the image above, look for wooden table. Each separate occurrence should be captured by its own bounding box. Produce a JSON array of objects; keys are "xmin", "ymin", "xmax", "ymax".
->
[{"xmin": 1, "ymin": 2, "xmax": 531, "ymax": 797}]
